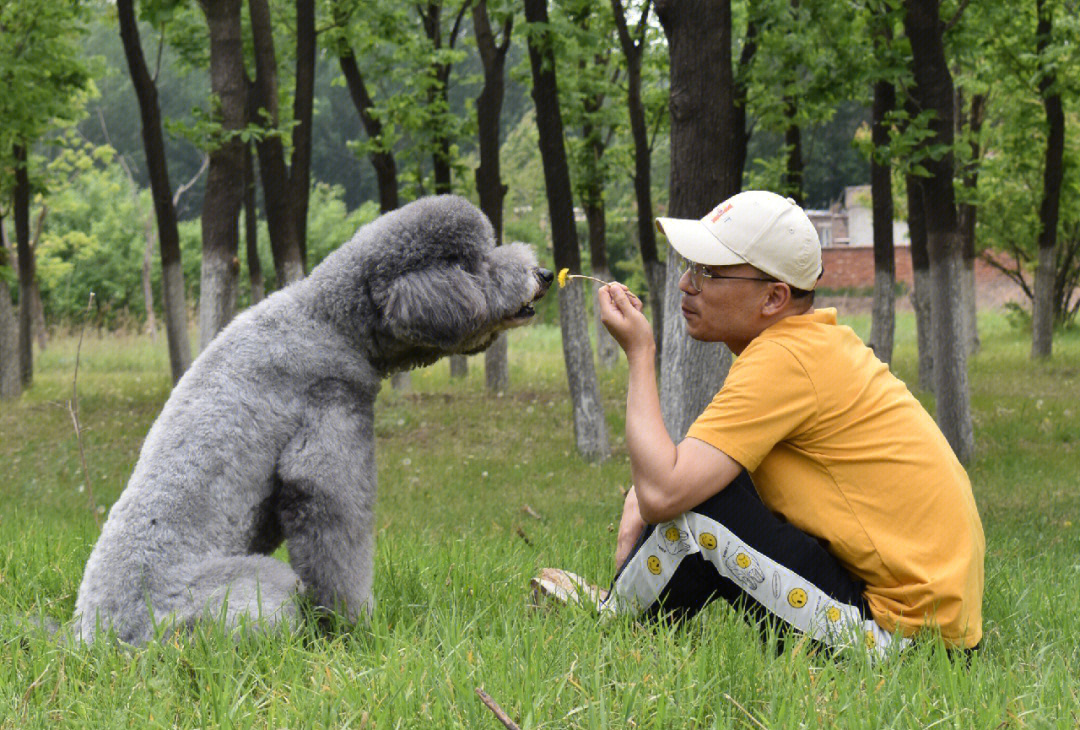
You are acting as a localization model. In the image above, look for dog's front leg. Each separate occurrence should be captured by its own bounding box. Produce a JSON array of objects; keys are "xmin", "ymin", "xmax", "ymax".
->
[{"xmin": 276, "ymin": 391, "xmax": 377, "ymax": 622}]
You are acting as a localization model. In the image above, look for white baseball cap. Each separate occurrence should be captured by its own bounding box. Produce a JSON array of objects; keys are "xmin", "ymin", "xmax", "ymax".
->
[{"xmin": 655, "ymin": 190, "xmax": 822, "ymax": 291}]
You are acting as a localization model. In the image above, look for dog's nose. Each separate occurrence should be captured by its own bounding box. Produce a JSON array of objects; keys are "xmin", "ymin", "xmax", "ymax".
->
[{"xmin": 537, "ymin": 268, "xmax": 554, "ymax": 284}]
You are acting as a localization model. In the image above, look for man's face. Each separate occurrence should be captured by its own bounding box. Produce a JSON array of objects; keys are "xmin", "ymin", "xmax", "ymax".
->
[{"xmin": 677, "ymin": 262, "xmax": 777, "ymax": 353}]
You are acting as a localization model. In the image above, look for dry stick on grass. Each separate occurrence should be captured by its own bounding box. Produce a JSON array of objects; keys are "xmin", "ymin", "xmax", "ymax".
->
[
  {"xmin": 475, "ymin": 688, "xmax": 522, "ymax": 730},
  {"xmin": 723, "ymin": 692, "xmax": 769, "ymax": 730},
  {"xmin": 69, "ymin": 293, "xmax": 101, "ymax": 530}
]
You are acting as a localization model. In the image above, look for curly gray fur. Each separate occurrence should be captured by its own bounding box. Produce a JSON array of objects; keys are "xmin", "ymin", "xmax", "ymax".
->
[{"xmin": 73, "ymin": 195, "xmax": 550, "ymax": 645}]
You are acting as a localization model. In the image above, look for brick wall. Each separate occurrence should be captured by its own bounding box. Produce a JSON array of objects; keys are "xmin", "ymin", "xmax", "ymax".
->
[{"xmin": 819, "ymin": 245, "xmax": 1014, "ymax": 291}]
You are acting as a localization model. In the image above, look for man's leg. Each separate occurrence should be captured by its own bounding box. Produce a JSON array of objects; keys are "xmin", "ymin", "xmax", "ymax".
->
[{"xmin": 602, "ymin": 472, "xmax": 907, "ymax": 655}]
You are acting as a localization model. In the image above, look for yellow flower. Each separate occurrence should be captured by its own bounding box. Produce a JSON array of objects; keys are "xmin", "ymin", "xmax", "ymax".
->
[{"xmin": 557, "ymin": 268, "xmax": 569, "ymax": 288}]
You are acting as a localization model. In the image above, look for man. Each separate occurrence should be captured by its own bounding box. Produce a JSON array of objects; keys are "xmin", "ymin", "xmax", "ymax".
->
[{"xmin": 540, "ymin": 190, "xmax": 984, "ymax": 655}]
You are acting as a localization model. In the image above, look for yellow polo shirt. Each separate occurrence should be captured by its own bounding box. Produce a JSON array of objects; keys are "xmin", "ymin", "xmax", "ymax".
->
[{"xmin": 685, "ymin": 308, "xmax": 984, "ymax": 648}]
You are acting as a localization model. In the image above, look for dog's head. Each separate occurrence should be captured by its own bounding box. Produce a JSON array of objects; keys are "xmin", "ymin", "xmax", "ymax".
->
[{"xmin": 311, "ymin": 195, "xmax": 551, "ymax": 373}]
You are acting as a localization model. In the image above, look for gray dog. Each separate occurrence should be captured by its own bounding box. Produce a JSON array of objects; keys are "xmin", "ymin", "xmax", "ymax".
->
[{"xmin": 73, "ymin": 195, "xmax": 551, "ymax": 645}]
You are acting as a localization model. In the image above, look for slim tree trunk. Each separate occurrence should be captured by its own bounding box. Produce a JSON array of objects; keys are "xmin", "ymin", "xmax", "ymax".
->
[
  {"xmin": 117, "ymin": 0, "xmax": 192, "ymax": 383},
  {"xmin": 905, "ymin": 0, "xmax": 974, "ymax": 464},
  {"xmin": 198, "ymin": 0, "xmax": 245, "ymax": 351},
  {"xmin": 1032, "ymin": 0, "xmax": 1064, "ymax": 360},
  {"xmin": 655, "ymin": 0, "xmax": 737, "ymax": 441},
  {"xmin": 869, "ymin": 71, "xmax": 895, "ymax": 364},
  {"xmin": 248, "ymin": 0, "xmax": 305, "ymax": 287},
  {"xmin": 141, "ymin": 210, "xmax": 158, "ymax": 339},
  {"xmin": 957, "ymin": 92, "xmax": 984, "ymax": 356},
  {"xmin": 524, "ymin": 0, "xmax": 609, "ymax": 462},
  {"xmin": 290, "ymin": 0, "xmax": 316, "ymax": 266},
  {"xmin": 611, "ymin": 0, "xmax": 664, "ymax": 357},
  {"xmin": 0, "ymin": 276, "xmax": 17, "ymax": 400},
  {"xmin": 243, "ymin": 144, "xmax": 265, "ymax": 305},
  {"xmin": 585, "ymin": 197, "xmax": 618, "ymax": 369},
  {"xmin": 12, "ymin": 143, "xmax": 33, "ymax": 387},
  {"xmin": 0, "ymin": 217, "xmax": 19, "ymax": 399},
  {"xmin": 474, "ymin": 0, "xmax": 512, "ymax": 393},
  {"xmin": 907, "ymin": 173, "xmax": 933, "ymax": 391}
]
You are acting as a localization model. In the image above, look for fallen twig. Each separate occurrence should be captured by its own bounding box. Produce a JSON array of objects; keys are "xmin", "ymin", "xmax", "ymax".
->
[
  {"xmin": 521, "ymin": 504, "xmax": 543, "ymax": 520},
  {"xmin": 475, "ymin": 687, "xmax": 522, "ymax": 730},
  {"xmin": 723, "ymin": 692, "xmax": 768, "ymax": 730},
  {"xmin": 68, "ymin": 293, "xmax": 100, "ymax": 530}
]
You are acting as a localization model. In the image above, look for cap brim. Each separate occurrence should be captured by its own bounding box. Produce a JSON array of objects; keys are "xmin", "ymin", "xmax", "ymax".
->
[{"xmin": 655, "ymin": 217, "xmax": 746, "ymax": 267}]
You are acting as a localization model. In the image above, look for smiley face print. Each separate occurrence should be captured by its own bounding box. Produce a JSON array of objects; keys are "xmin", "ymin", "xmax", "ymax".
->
[
  {"xmin": 698, "ymin": 532, "xmax": 717, "ymax": 550},
  {"xmin": 657, "ymin": 522, "xmax": 691, "ymax": 556},
  {"xmin": 787, "ymin": 588, "xmax": 808, "ymax": 609},
  {"xmin": 723, "ymin": 544, "xmax": 766, "ymax": 591},
  {"xmin": 646, "ymin": 555, "xmax": 662, "ymax": 575}
]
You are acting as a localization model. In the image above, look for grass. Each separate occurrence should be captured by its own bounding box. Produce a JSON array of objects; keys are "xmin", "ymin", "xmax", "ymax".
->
[{"xmin": 1, "ymin": 311, "xmax": 1079, "ymax": 728}]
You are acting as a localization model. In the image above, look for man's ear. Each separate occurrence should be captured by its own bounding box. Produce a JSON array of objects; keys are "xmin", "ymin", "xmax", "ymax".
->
[
  {"xmin": 381, "ymin": 267, "xmax": 488, "ymax": 348},
  {"xmin": 761, "ymin": 282, "xmax": 792, "ymax": 316}
]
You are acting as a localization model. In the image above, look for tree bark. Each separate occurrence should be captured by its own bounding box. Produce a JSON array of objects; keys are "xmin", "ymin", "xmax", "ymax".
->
[
  {"xmin": 524, "ymin": 0, "xmax": 609, "ymax": 462},
  {"xmin": 655, "ymin": 0, "xmax": 737, "ymax": 441},
  {"xmin": 248, "ymin": 0, "xmax": 305, "ymax": 287},
  {"xmin": 1032, "ymin": 0, "xmax": 1063, "ymax": 360},
  {"xmin": 904, "ymin": 0, "xmax": 974, "ymax": 464},
  {"xmin": 957, "ymin": 92, "xmax": 984, "ymax": 356},
  {"xmin": 117, "ymin": 0, "xmax": 192, "ymax": 383},
  {"xmin": 197, "ymin": 0, "xmax": 245, "ymax": 351},
  {"xmin": 585, "ymin": 197, "xmax": 618, "ymax": 369},
  {"xmin": 243, "ymin": 144, "xmax": 265, "ymax": 305},
  {"xmin": 611, "ymin": 0, "xmax": 664, "ymax": 357},
  {"xmin": 12, "ymin": 143, "xmax": 34, "ymax": 387},
  {"xmin": 869, "ymin": 71, "xmax": 895, "ymax": 364},
  {"xmin": 473, "ymin": 0, "xmax": 512, "ymax": 393},
  {"xmin": 0, "ymin": 218, "xmax": 19, "ymax": 399},
  {"xmin": 907, "ymin": 173, "xmax": 933, "ymax": 391},
  {"xmin": 0, "ymin": 276, "xmax": 17, "ymax": 400},
  {"xmin": 290, "ymin": 0, "xmax": 316, "ymax": 266}
]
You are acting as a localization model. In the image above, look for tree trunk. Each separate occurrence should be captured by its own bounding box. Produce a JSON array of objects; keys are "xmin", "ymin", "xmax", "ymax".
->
[
  {"xmin": 585, "ymin": 200, "xmax": 618, "ymax": 369},
  {"xmin": 474, "ymin": 0, "xmax": 512, "ymax": 393},
  {"xmin": 12, "ymin": 143, "xmax": 33, "ymax": 387},
  {"xmin": 611, "ymin": 0, "xmax": 664, "ymax": 357},
  {"xmin": 1032, "ymin": 0, "xmax": 1064, "ymax": 360},
  {"xmin": 904, "ymin": 0, "xmax": 974, "ymax": 464},
  {"xmin": 141, "ymin": 210, "xmax": 158, "ymax": 339},
  {"xmin": 957, "ymin": 91, "xmax": 984, "ymax": 355},
  {"xmin": 869, "ymin": 72, "xmax": 895, "ymax": 364},
  {"xmin": 198, "ymin": 0, "xmax": 246, "ymax": 352},
  {"xmin": 0, "ymin": 276, "xmax": 18, "ymax": 400},
  {"xmin": 655, "ymin": 0, "xmax": 738, "ymax": 441},
  {"xmin": 243, "ymin": 144, "xmax": 265, "ymax": 305},
  {"xmin": 524, "ymin": 0, "xmax": 609, "ymax": 462},
  {"xmin": 289, "ymin": 0, "xmax": 316, "ymax": 266},
  {"xmin": 249, "ymin": 0, "xmax": 305, "ymax": 288},
  {"xmin": 0, "ymin": 216, "xmax": 19, "ymax": 399},
  {"xmin": 117, "ymin": 0, "xmax": 192, "ymax": 383}
]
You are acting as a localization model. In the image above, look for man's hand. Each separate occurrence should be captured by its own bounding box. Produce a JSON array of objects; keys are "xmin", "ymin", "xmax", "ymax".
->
[
  {"xmin": 615, "ymin": 486, "xmax": 648, "ymax": 571},
  {"xmin": 598, "ymin": 283, "xmax": 653, "ymax": 362}
]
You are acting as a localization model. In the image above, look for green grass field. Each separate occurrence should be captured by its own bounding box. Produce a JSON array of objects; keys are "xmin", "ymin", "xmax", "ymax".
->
[{"xmin": 2, "ymin": 311, "xmax": 1079, "ymax": 728}]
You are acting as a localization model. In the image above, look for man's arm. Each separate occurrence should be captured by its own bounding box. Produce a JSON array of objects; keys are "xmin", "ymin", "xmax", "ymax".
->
[{"xmin": 599, "ymin": 284, "xmax": 743, "ymax": 524}]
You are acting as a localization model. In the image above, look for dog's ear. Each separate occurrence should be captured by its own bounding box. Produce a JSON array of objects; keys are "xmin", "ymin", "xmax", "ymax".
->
[{"xmin": 381, "ymin": 266, "xmax": 488, "ymax": 349}]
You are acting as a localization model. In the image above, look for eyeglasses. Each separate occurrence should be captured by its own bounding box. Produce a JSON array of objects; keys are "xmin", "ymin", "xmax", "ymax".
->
[{"xmin": 679, "ymin": 257, "xmax": 776, "ymax": 293}]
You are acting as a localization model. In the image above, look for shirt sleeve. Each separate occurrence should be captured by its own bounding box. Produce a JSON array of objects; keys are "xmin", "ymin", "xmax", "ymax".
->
[{"xmin": 684, "ymin": 340, "xmax": 819, "ymax": 472}]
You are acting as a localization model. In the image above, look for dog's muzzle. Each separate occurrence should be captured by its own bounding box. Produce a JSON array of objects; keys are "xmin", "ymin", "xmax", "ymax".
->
[{"xmin": 511, "ymin": 268, "xmax": 553, "ymax": 320}]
